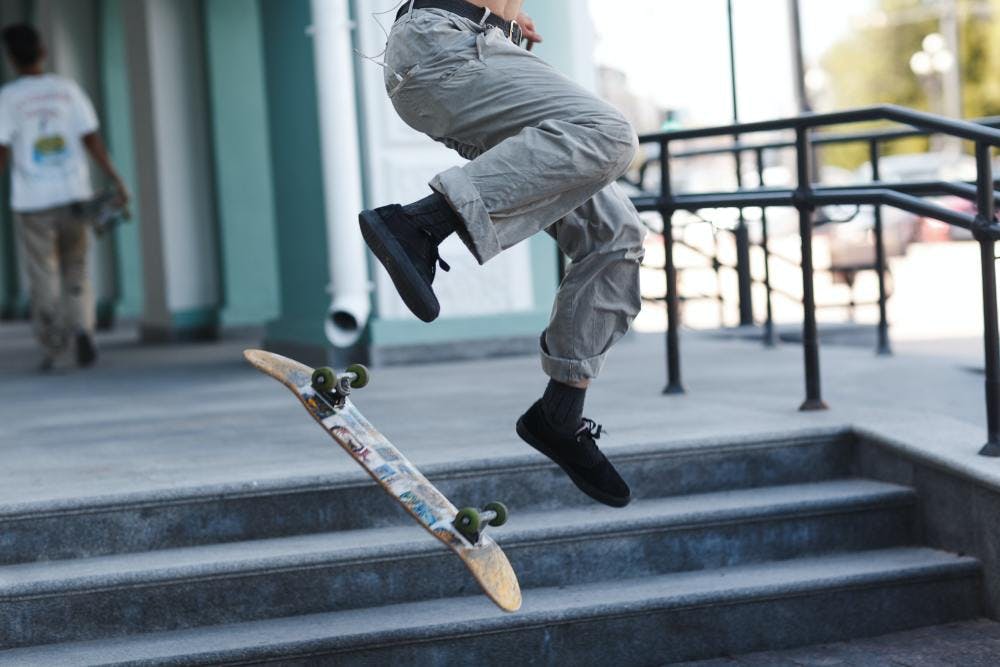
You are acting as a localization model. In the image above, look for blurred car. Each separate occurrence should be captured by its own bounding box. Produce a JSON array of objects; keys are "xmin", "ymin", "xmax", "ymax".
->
[{"xmin": 825, "ymin": 152, "xmax": 977, "ymax": 269}]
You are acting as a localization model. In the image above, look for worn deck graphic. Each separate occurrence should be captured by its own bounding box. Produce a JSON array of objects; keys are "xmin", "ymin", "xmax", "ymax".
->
[{"xmin": 243, "ymin": 349, "xmax": 522, "ymax": 612}]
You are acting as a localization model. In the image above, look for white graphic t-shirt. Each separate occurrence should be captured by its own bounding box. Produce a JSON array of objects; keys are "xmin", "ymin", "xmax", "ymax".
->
[{"xmin": 0, "ymin": 74, "xmax": 98, "ymax": 212}]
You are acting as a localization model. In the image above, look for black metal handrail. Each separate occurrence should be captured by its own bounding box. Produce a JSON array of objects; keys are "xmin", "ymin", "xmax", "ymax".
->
[
  {"xmin": 642, "ymin": 105, "xmax": 1000, "ymax": 144},
  {"xmin": 632, "ymin": 112, "xmax": 1000, "ymax": 342},
  {"xmin": 664, "ymin": 115, "xmax": 1000, "ymax": 160},
  {"xmin": 638, "ymin": 207, "xmax": 873, "ymax": 333},
  {"xmin": 631, "ymin": 115, "xmax": 1000, "ymax": 358},
  {"xmin": 633, "ymin": 104, "xmax": 1000, "ymax": 456}
]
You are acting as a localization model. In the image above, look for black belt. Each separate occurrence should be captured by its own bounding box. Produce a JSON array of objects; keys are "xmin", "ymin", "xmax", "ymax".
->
[{"xmin": 395, "ymin": 0, "xmax": 523, "ymax": 44}]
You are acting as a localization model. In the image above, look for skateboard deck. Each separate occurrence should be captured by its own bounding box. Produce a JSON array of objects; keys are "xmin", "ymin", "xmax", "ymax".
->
[
  {"xmin": 244, "ymin": 349, "xmax": 522, "ymax": 612},
  {"xmin": 73, "ymin": 189, "xmax": 131, "ymax": 235}
]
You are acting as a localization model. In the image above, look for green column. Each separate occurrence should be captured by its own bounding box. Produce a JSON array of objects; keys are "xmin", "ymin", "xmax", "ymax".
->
[
  {"xmin": 99, "ymin": 0, "xmax": 143, "ymax": 319},
  {"xmin": 259, "ymin": 0, "xmax": 330, "ymax": 362},
  {"xmin": 0, "ymin": 0, "xmax": 32, "ymax": 320},
  {"xmin": 203, "ymin": 0, "xmax": 279, "ymax": 327}
]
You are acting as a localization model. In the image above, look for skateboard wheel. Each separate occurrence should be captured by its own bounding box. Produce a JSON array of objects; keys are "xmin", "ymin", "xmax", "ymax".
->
[
  {"xmin": 454, "ymin": 507, "xmax": 481, "ymax": 536},
  {"xmin": 311, "ymin": 367, "xmax": 336, "ymax": 392},
  {"xmin": 345, "ymin": 363, "xmax": 370, "ymax": 389},
  {"xmin": 484, "ymin": 501, "xmax": 508, "ymax": 527}
]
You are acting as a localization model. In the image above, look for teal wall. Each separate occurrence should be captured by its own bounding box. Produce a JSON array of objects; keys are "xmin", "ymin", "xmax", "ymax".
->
[
  {"xmin": 0, "ymin": 149, "xmax": 17, "ymax": 319},
  {"xmin": 259, "ymin": 0, "xmax": 329, "ymax": 348},
  {"xmin": 99, "ymin": 0, "xmax": 142, "ymax": 319},
  {"xmin": 0, "ymin": 0, "xmax": 564, "ymax": 354},
  {"xmin": 203, "ymin": 0, "xmax": 279, "ymax": 327}
]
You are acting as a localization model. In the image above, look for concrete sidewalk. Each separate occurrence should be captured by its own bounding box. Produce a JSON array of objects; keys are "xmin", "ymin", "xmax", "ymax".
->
[{"xmin": 1, "ymin": 320, "xmax": 998, "ymax": 509}]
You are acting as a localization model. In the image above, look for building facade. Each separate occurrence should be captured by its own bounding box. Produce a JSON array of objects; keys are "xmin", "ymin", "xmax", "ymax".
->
[{"xmin": 0, "ymin": 0, "xmax": 597, "ymax": 364}]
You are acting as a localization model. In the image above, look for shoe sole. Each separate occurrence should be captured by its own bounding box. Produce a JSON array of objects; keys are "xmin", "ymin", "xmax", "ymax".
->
[
  {"xmin": 359, "ymin": 210, "xmax": 439, "ymax": 323},
  {"xmin": 516, "ymin": 417, "xmax": 631, "ymax": 508}
]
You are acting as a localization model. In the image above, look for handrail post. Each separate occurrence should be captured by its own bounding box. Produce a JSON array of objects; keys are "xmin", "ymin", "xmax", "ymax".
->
[
  {"xmin": 795, "ymin": 126, "xmax": 828, "ymax": 410},
  {"xmin": 755, "ymin": 147, "xmax": 776, "ymax": 347},
  {"xmin": 869, "ymin": 140, "xmax": 892, "ymax": 356},
  {"xmin": 661, "ymin": 140, "xmax": 684, "ymax": 394},
  {"xmin": 975, "ymin": 141, "xmax": 1000, "ymax": 456},
  {"xmin": 734, "ymin": 148, "xmax": 754, "ymax": 326},
  {"xmin": 712, "ymin": 226, "xmax": 725, "ymax": 325}
]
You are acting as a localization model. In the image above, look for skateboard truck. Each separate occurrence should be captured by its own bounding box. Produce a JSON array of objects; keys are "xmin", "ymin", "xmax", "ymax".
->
[
  {"xmin": 453, "ymin": 501, "xmax": 508, "ymax": 544},
  {"xmin": 311, "ymin": 364, "xmax": 370, "ymax": 407}
]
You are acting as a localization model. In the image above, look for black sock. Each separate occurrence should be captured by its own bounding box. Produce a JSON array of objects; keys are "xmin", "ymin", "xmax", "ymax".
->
[
  {"xmin": 541, "ymin": 379, "xmax": 586, "ymax": 434},
  {"xmin": 401, "ymin": 191, "xmax": 460, "ymax": 244}
]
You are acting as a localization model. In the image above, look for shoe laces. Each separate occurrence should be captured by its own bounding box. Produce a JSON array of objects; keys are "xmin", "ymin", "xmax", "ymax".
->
[
  {"xmin": 575, "ymin": 418, "xmax": 604, "ymax": 442},
  {"xmin": 574, "ymin": 418, "xmax": 606, "ymax": 467}
]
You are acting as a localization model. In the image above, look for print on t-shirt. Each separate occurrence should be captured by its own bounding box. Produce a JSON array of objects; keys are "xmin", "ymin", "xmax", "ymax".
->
[{"xmin": 32, "ymin": 113, "xmax": 68, "ymax": 167}]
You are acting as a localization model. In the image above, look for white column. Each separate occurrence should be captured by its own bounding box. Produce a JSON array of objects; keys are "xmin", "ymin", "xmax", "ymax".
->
[
  {"xmin": 122, "ymin": 0, "xmax": 219, "ymax": 339},
  {"xmin": 310, "ymin": 0, "xmax": 371, "ymax": 347}
]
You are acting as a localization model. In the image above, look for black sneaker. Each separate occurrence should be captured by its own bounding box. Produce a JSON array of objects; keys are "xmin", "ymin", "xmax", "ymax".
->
[
  {"xmin": 516, "ymin": 399, "xmax": 632, "ymax": 507},
  {"xmin": 359, "ymin": 204, "xmax": 451, "ymax": 322},
  {"xmin": 76, "ymin": 332, "xmax": 98, "ymax": 367}
]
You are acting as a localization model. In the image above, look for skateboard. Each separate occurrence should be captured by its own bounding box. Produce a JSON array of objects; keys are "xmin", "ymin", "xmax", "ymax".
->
[
  {"xmin": 72, "ymin": 189, "xmax": 131, "ymax": 236},
  {"xmin": 243, "ymin": 349, "xmax": 522, "ymax": 612}
]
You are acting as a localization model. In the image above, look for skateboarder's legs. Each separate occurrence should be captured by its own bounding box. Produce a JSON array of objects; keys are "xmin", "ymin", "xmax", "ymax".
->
[
  {"xmin": 363, "ymin": 5, "xmax": 641, "ymax": 506},
  {"xmin": 384, "ymin": 9, "xmax": 645, "ymax": 382}
]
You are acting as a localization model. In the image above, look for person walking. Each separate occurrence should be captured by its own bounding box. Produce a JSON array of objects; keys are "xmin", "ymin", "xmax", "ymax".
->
[
  {"xmin": 0, "ymin": 24, "xmax": 129, "ymax": 371},
  {"xmin": 359, "ymin": 0, "xmax": 646, "ymax": 507}
]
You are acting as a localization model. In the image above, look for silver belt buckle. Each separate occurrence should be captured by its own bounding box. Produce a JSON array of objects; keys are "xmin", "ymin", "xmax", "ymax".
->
[{"xmin": 509, "ymin": 20, "xmax": 522, "ymax": 45}]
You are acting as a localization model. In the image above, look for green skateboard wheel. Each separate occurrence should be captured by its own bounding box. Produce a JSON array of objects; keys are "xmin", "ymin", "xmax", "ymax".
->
[
  {"xmin": 311, "ymin": 367, "xmax": 336, "ymax": 393},
  {"xmin": 454, "ymin": 507, "xmax": 481, "ymax": 538},
  {"xmin": 345, "ymin": 363, "xmax": 370, "ymax": 389},
  {"xmin": 484, "ymin": 501, "xmax": 508, "ymax": 527}
]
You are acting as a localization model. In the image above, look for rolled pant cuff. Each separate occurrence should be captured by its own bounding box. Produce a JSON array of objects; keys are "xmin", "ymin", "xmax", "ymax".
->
[
  {"xmin": 540, "ymin": 345, "xmax": 607, "ymax": 384},
  {"xmin": 430, "ymin": 166, "xmax": 502, "ymax": 264}
]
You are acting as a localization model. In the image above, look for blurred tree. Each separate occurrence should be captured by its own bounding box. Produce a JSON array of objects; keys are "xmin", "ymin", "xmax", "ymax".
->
[
  {"xmin": 818, "ymin": 0, "xmax": 1000, "ymax": 169},
  {"xmin": 961, "ymin": 1, "xmax": 1000, "ymax": 117}
]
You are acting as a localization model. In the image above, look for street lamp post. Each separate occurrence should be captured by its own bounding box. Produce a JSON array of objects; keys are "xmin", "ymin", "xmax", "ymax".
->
[
  {"xmin": 910, "ymin": 32, "xmax": 960, "ymax": 154},
  {"xmin": 788, "ymin": 0, "xmax": 811, "ymax": 114},
  {"xmin": 726, "ymin": 0, "xmax": 755, "ymax": 327}
]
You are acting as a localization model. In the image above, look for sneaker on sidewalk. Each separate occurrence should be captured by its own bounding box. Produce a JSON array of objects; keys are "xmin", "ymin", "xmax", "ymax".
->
[
  {"xmin": 38, "ymin": 355, "xmax": 55, "ymax": 373},
  {"xmin": 75, "ymin": 332, "xmax": 98, "ymax": 367},
  {"xmin": 516, "ymin": 399, "xmax": 632, "ymax": 507},
  {"xmin": 358, "ymin": 194, "xmax": 456, "ymax": 323},
  {"xmin": 39, "ymin": 347, "xmax": 74, "ymax": 374}
]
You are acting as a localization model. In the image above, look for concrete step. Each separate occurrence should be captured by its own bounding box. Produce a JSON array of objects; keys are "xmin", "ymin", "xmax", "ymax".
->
[
  {"xmin": 671, "ymin": 618, "xmax": 1000, "ymax": 666},
  {"xmin": 0, "ymin": 547, "xmax": 980, "ymax": 666},
  {"xmin": 0, "ymin": 479, "xmax": 914, "ymax": 648},
  {"xmin": 0, "ymin": 430, "xmax": 852, "ymax": 564}
]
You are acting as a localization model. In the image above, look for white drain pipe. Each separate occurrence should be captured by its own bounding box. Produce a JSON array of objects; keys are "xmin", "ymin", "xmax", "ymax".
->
[{"xmin": 310, "ymin": 0, "xmax": 371, "ymax": 347}]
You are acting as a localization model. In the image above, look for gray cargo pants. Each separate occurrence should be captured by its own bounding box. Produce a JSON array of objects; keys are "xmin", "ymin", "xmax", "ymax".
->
[{"xmin": 385, "ymin": 7, "xmax": 646, "ymax": 383}]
